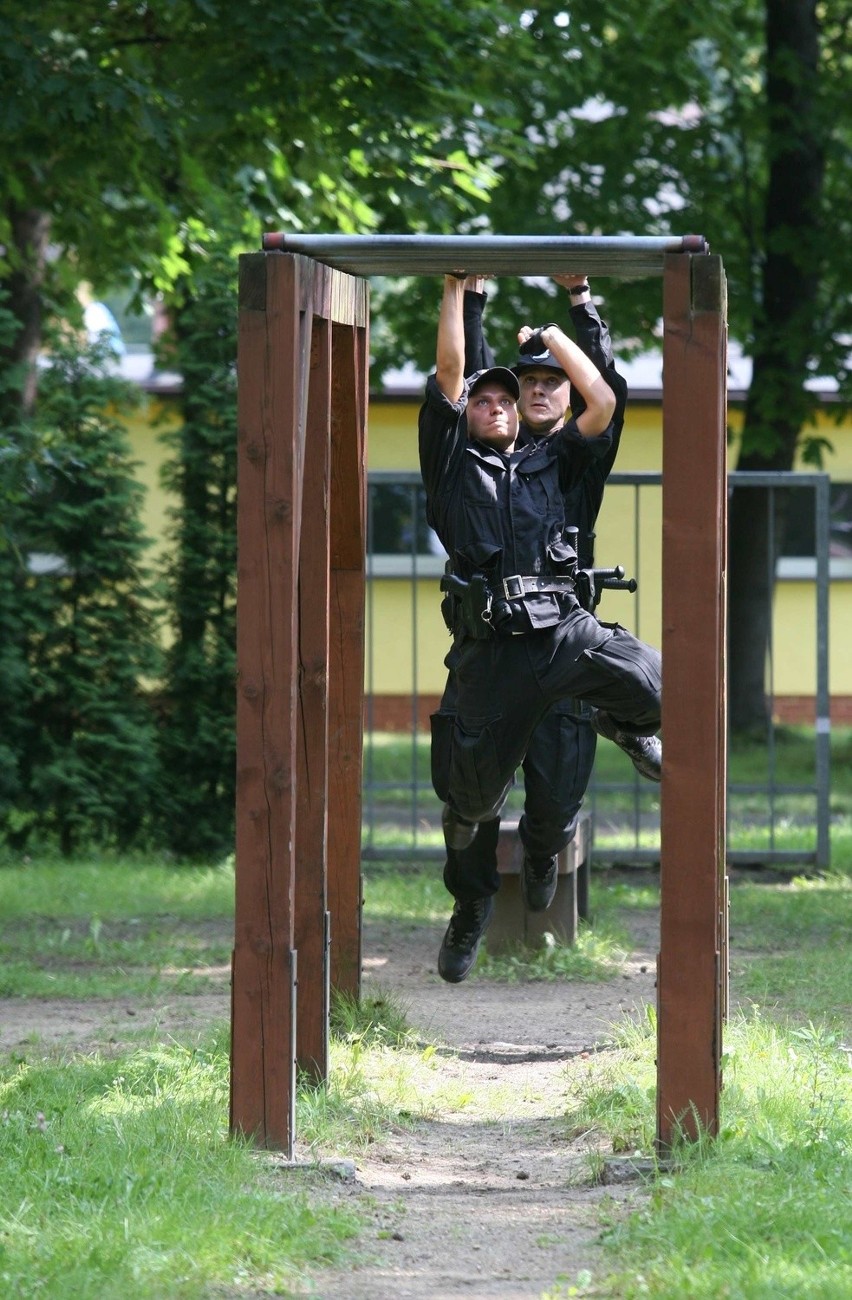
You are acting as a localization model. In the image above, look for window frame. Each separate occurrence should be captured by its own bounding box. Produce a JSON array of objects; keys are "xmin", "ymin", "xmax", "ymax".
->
[{"xmin": 367, "ymin": 470, "xmax": 447, "ymax": 579}]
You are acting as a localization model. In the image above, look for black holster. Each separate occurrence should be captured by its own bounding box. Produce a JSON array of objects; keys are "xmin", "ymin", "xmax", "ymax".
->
[{"xmin": 440, "ymin": 572, "xmax": 497, "ymax": 640}]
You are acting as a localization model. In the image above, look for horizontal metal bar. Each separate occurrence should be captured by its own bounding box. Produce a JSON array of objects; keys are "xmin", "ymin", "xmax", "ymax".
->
[
  {"xmin": 728, "ymin": 471, "xmax": 831, "ymax": 488},
  {"xmin": 261, "ymin": 233, "xmax": 709, "ymax": 277},
  {"xmin": 361, "ymin": 846, "xmax": 445, "ymax": 862},
  {"xmin": 368, "ymin": 470, "xmax": 830, "ymax": 490},
  {"xmin": 727, "ymin": 851, "xmax": 817, "ymax": 866}
]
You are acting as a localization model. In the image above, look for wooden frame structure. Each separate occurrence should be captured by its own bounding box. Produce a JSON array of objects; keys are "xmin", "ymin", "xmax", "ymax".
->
[{"xmin": 232, "ymin": 234, "xmax": 728, "ymax": 1156}]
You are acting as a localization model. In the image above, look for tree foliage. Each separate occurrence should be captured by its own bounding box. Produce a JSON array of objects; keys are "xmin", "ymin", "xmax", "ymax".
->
[
  {"xmin": 0, "ymin": 338, "xmax": 161, "ymax": 853},
  {"xmin": 373, "ymin": 1, "xmax": 850, "ymax": 397},
  {"xmin": 1, "ymin": 0, "xmax": 851, "ymax": 847},
  {"xmin": 153, "ymin": 229, "xmax": 239, "ymax": 857}
]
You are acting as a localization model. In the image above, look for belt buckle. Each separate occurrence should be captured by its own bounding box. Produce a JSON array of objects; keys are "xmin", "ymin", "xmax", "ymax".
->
[{"xmin": 502, "ymin": 574, "xmax": 524, "ymax": 600}]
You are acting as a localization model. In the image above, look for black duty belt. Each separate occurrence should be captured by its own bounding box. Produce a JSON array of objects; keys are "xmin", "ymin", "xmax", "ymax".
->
[{"xmin": 501, "ymin": 574, "xmax": 576, "ymax": 601}]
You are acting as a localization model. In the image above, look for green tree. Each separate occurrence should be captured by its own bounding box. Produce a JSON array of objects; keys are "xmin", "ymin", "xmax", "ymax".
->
[
  {"xmin": 154, "ymin": 230, "xmax": 239, "ymax": 857},
  {"xmin": 372, "ymin": 0, "xmax": 851, "ymax": 729},
  {"xmin": 6, "ymin": 338, "xmax": 161, "ymax": 853},
  {"xmin": 0, "ymin": 0, "xmax": 528, "ymax": 416},
  {"xmin": 0, "ymin": 0, "xmax": 538, "ymax": 851},
  {"xmin": 0, "ymin": 292, "xmax": 36, "ymax": 832},
  {"xmin": 3, "ymin": 0, "xmax": 849, "ymax": 752},
  {"xmin": 487, "ymin": 1, "xmax": 850, "ymax": 729}
]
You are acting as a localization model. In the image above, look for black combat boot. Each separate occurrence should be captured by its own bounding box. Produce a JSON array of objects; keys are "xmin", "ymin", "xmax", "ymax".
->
[
  {"xmin": 521, "ymin": 853, "xmax": 558, "ymax": 912},
  {"xmin": 441, "ymin": 803, "xmax": 479, "ymax": 851},
  {"xmin": 438, "ymin": 895, "xmax": 495, "ymax": 983},
  {"xmin": 590, "ymin": 710, "xmax": 662, "ymax": 783}
]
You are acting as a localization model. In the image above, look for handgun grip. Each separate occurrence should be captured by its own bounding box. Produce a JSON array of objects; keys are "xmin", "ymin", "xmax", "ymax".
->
[{"xmin": 598, "ymin": 576, "xmax": 638, "ymax": 594}]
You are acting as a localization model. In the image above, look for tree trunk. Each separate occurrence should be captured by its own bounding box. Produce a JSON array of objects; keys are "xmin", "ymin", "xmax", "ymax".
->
[
  {"xmin": 728, "ymin": 0, "xmax": 824, "ymax": 732},
  {"xmin": 0, "ymin": 204, "xmax": 51, "ymax": 428}
]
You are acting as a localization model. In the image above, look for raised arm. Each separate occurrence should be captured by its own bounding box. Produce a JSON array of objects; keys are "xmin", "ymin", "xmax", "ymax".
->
[
  {"xmin": 435, "ymin": 275, "xmax": 466, "ymax": 403},
  {"xmin": 553, "ymin": 275, "xmax": 627, "ymax": 431},
  {"xmin": 463, "ymin": 275, "xmax": 496, "ymax": 374},
  {"xmin": 553, "ymin": 274, "xmax": 612, "ymax": 371},
  {"xmin": 517, "ymin": 322, "xmax": 616, "ymax": 437}
]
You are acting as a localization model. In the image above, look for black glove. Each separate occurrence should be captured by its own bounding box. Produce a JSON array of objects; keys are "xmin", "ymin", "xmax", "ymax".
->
[{"xmin": 518, "ymin": 323, "xmax": 559, "ymax": 355}]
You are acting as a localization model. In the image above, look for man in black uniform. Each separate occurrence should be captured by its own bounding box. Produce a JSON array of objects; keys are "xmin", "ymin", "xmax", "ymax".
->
[
  {"xmin": 420, "ymin": 274, "xmax": 662, "ymax": 982},
  {"xmin": 431, "ymin": 275, "xmax": 657, "ymax": 957}
]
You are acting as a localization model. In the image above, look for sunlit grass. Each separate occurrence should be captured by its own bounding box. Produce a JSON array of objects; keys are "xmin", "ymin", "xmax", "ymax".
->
[
  {"xmin": 2, "ymin": 829, "xmax": 852, "ymax": 1296},
  {"xmin": 0, "ymin": 1031, "xmax": 361, "ymax": 1299},
  {"xmin": 479, "ymin": 922, "xmax": 629, "ymax": 983},
  {"xmin": 729, "ymin": 874, "xmax": 852, "ymax": 1034},
  {"xmin": 564, "ymin": 1011, "xmax": 852, "ymax": 1298},
  {"xmin": 0, "ymin": 854, "xmax": 235, "ymax": 918},
  {"xmin": 361, "ymin": 865, "xmax": 448, "ymax": 922},
  {"xmin": 0, "ymin": 860, "xmax": 234, "ymax": 999}
]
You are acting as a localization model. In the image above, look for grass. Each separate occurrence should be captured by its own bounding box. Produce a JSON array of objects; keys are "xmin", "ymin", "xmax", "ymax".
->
[
  {"xmin": 561, "ymin": 1011, "xmax": 852, "ymax": 1299},
  {"xmin": 0, "ymin": 1029, "xmax": 362, "ymax": 1299},
  {"xmin": 0, "ymin": 853, "xmax": 236, "ymax": 918},
  {"xmin": 729, "ymin": 873, "xmax": 852, "ymax": 1033},
  {"xmin": 361, "ymin": 724, "xmax": 852, "ymax": 863},
  {"xmin": 477, "ymin": 922, "xmax": 630, "ymax": 982},
  {"xmin": 0, "ymin": 967, "xmax": 499, "ymax": 1297},
  {"xmin": 0, "ymin": 855, "xmax": 235, "ymax": 1000},
  {"xmin": 356, "ymin": 865, "xmax": 449, "ymax": 922},
  {"xmin": 2, "ymin": 830, "xmax": 852, "ymax": 1297}
]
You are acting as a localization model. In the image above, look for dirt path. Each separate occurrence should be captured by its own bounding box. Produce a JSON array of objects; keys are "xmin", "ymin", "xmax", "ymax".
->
[
  {"xmin": 1, "ymin": 900, "xmax": 660, "ymax": 1299},
  {"xmin": 295, "ymin": 907, "xmax": 659, "ymax": 1299}
]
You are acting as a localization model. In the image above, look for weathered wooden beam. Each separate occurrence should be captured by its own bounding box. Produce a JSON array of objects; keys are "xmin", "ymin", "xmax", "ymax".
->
[
  {"xmin": 658, "ymin": 252, "xmax": 728, "ymax": 1148},
  {"xmin": 232, "ymin": 240, "xmax": 729, "ymax": 1160},
  {"xmin": 294, "ymin": 315, "xmax": 332, "ymax": 1082},
  {"xmin": 327, "ymin": 316, "xmax": 369, "ymax": 997},
  {"xmin": 232, "ymin": 252, "xmax": 308, "ymax": 1152}
]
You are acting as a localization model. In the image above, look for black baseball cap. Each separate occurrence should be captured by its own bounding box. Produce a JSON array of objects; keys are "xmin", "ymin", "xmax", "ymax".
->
[
  {"xmin": 513, "ymin": 348, "xmax": 568, "ymax": 377},
  {"xmin": 467, "ymin": 366, "xmax": 520, "ymax": 399}
]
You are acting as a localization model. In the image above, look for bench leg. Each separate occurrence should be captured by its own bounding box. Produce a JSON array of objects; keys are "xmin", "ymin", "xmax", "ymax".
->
[{"xmin": 487, "ymin": 813, "xmax": 594, "ymax": 955}]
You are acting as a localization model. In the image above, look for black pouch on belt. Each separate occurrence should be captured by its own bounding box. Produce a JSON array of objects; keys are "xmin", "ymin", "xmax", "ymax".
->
[{"xmin": 439, "ymin": 572, "xmax": 495, "ymax": 640}]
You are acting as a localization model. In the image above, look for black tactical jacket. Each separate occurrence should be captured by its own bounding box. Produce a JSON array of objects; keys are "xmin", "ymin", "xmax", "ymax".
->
[{"xmin": 418, "ymin": 376, "xmax": 613, "ymax": 631}]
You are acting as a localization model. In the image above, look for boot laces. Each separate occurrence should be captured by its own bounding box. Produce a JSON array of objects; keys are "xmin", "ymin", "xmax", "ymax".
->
[
  {"xmin": 528, "ymin": 855, "xmax": 556, "ymax": 882},
  {"xmin": 449, "ymin": 898, "xmax": 489, "ymax": 947}
]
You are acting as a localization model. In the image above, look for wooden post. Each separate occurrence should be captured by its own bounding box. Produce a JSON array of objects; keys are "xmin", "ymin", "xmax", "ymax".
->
[
  {"xmin": 328, "ymin": 317, "xmax": 369, "ymax": 997},
  {"xmin": 232, "ymin": 252, "xmax": 308, "ymax": 1151},
  {"xmin": 658, "ymin": 252, "xmax": 728, "ymax": 1147},
  {"xmin": 231, "ymin": 236, "xmax": 727, "ymax": 1153},
  {"xmin": 232, "ymin": 255, "xmax": 368, "ymax": 1142},
  {"xmin": 294, "ymin": 314, "xmax": 332, "ymax": 1082}
]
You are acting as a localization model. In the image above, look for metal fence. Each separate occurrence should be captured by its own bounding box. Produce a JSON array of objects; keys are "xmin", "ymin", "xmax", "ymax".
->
[{"xmin": 362, "ymin": 471, "xmax": 831, "ymax": 870}]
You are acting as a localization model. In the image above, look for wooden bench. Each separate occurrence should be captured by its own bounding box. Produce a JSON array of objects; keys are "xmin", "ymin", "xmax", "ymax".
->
[{"xmin": 487, "ymin": 810, "xmax": 593, "ymax": 953}]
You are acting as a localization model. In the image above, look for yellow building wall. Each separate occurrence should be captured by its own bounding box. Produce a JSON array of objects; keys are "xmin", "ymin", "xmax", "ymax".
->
[
  {"xmin": 365, "ymin": 579, "xmax": 451, "ymax": 696},
  {"xmin": 368, "ymin": 397, "xmax": 852, "ymax": 701},
  {"xmin": 367, "ymin": 399, "xmax": 423, "ymax": 471},
  {"xmin": 124, "ymin": 388, "xmax": 852, "ymax": 703},
  {"xmin": 122, "ymin": 397, "xmax": 180, "ymax": 563}
]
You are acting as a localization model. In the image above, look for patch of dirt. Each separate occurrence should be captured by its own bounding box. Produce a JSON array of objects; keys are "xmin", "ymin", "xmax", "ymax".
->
[
  {"xmin": 1, "ymin": 884, "xmax": 662, "ymax": 1298},
  {"xmin": 0, "ymin": 992, "xmax": 230, "ymax": 1053},
  {"xmin": 294, "ymin": 904, "xmax": 659, "ymax": 1299}
]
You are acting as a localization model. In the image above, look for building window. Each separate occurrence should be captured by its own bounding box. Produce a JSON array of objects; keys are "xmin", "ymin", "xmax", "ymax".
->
[
  {"xmin": 368, "ymin": 474, "xmax": 446, "ymax": 577},
  {"xmin": 777, "ymin": 480, "xmax": 852, "ymax": 579}
]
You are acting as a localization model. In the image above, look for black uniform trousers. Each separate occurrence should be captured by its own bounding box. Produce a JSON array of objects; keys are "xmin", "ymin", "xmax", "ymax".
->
[
  {"xmin": 430, "ymin": 603, "xmax": 661, "ymax": 901},
  {"xmin": 433, "ymin": 685, "xmax": 597, "ymax": 902}
]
